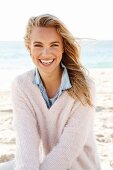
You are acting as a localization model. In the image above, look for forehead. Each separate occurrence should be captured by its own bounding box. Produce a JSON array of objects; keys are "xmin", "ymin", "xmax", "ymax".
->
[{"xmin": 30, "ymin": 26, "xmax": 63, "ymax": 42}]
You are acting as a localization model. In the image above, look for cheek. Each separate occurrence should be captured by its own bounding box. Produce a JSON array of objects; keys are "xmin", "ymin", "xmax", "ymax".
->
[
  {"xmin": 31, "ymin": 55, "xmax": 40, "ymax": 67},
  {"xmin": 53, "ymin": 48, "xmax": 63, "ymax": 56},
  {"xmin": 31, "ymin": 49, "xmax": 40, "ymax": 56},
  {"xmin": 30, "ymin": 50, "xmax": 41, "ymax": 61}
]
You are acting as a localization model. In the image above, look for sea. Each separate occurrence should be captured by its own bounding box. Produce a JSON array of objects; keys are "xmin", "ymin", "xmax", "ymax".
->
[{"xmin": 0, "ymin": 40, "xmax": 113, "ymax": 90}]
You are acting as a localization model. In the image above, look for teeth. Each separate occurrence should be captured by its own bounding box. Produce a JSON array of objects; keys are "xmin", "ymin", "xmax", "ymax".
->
[{"xmin": 40, "ymin": 59, "xmax": 54, "ymax": 64}]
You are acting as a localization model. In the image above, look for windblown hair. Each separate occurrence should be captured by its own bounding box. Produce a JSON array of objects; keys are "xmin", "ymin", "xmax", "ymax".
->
[{"xmin": 24, "ymin": 14, "xmax": 93, "ymax": 106}]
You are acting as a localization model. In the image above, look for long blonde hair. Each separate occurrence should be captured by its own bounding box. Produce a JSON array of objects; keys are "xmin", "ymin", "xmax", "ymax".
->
[{"xmin": 24, "ymin": 13, "xmax": 93, "ymax": 106}]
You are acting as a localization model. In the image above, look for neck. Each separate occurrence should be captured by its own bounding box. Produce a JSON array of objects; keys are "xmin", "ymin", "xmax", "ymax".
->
[{"xmin": 39, "ymin": 67, "xmax": 63, "ymax": 98}]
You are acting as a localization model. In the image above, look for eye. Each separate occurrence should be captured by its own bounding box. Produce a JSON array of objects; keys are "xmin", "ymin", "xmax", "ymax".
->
[
  {"xmin": 51, "ymin": 44, "xmax": 59, "ymax": 47},
  {"xmin": 34, "ymin": 44, "xmax": 43, "ymax": 47}
]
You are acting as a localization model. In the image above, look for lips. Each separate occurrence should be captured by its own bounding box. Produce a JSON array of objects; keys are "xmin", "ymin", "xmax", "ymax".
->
[{"xmin": 39, "ymin": 59, "xmax": 54, "ymax": 65}]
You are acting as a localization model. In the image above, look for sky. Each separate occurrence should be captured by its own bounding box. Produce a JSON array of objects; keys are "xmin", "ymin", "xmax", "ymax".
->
[{"xmin": 0, "ymin": 0, "xmax": 113, "ymax": 41}]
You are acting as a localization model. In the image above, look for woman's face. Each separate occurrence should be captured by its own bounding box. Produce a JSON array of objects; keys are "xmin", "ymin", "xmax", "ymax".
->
[{"xmin": 29, "ymin": 26, "xmax": 64, "ymax": 76}]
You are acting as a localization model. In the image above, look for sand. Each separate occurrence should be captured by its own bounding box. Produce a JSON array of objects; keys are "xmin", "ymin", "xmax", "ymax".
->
[{"xmin": 0, "ymin": 68, "xmax": 113, "ymax": 170}]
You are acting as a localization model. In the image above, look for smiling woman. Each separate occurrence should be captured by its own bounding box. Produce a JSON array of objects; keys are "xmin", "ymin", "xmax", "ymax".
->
[
  {"xmin": 0, "ymin": 13, "xmax": 101, "ymax": 170},
  {"xmin": 29, "ymin": 26, "xmax": 64, "ymax": 98}
]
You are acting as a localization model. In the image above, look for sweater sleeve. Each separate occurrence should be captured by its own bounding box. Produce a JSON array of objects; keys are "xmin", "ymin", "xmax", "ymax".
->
[
  {"xmin": 40, "ymin": 80, "xmax": 95, "ymax": 170},
  {"xmin": 11, "ymin": 78, "xmax": 40, "ymax": 170}
]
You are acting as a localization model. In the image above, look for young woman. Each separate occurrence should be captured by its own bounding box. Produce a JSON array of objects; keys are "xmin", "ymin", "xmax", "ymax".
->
[{"xmin": 0, "ymin": 13, "xmax": 101, "ymax": 170}]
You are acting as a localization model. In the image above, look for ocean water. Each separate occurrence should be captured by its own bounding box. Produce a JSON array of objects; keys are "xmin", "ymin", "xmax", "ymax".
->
[
  {"xmin": 80, "ymin": 40, "xmax": 113, "ymax": 68},
  {"xmin": 0, "ymin": 40, "xmax": 113, "ymax": 90}
]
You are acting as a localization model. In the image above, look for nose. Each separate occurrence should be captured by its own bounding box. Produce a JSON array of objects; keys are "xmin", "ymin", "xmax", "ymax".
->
[{"xmin": 41, "ymin": 48, "xmax": 50, "ymax": 57}]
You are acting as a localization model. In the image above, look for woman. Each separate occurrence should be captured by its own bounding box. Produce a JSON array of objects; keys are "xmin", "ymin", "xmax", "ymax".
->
[{"xmin": 0, "ymin": 13, "xmax": 101, "ymax": 170}]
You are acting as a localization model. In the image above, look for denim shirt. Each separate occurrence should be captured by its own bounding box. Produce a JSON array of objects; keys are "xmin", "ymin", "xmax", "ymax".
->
[{"xmin": 32, "ymin": 64, "xmax": 72, "ymax": 108}]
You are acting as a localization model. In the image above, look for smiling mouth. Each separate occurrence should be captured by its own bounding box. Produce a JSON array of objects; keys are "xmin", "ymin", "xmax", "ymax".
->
[{"xmin": 39, "ymin": 59, "xmax": 54, "ymax": 65}]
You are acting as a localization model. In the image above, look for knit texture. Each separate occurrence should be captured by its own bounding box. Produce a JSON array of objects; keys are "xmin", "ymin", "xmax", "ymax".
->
[{"xmin": 11, "ymin": 69, "xmax": 101, "ymax": 170}]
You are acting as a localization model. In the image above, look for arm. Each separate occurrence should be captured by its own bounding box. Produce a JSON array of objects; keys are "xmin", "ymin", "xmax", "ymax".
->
[
  {"xmin": 40, "ymin": 81, "xmax": 95, "ymax": 170},
  {"xmin": 11, "ymin": 78, "xmax": 40, "ymax": 170}
]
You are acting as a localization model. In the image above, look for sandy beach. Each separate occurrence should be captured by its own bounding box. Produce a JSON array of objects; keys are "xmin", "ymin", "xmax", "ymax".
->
[{"xmin": 0, "ymin": 68, "xmax": 113, "ymax": 170}]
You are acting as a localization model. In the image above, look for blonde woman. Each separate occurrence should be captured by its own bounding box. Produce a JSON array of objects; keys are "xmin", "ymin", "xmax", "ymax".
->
[{"xmin": 0, "ymin": 14, "xmax": 101, "ymax": 170}]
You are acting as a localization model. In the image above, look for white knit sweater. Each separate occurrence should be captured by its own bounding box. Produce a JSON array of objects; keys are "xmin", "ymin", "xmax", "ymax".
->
[{"xmin": 11, "ymin": 69, "xmax": 101, "ymax": 170}]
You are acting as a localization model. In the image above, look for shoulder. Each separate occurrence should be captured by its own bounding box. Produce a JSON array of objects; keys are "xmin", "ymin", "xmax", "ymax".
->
[{"xmin": 11, "ymin": 69, "xmax": 35, "ymax": 90}]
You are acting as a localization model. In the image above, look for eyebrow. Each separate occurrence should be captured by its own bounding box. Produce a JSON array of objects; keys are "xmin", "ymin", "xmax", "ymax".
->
[{"xmin": 33, "ymin": 41, "xmax": 60, "ymax": 45}]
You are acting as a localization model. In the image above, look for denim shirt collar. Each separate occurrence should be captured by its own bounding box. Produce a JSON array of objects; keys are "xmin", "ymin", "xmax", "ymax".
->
[
  {"xmin": 32, "ymin": 63, "xmax": 72, "ymax": 108},
  {"xmin": 32, "ymin": 63, "xmax": 72, "ymax": 91}
]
